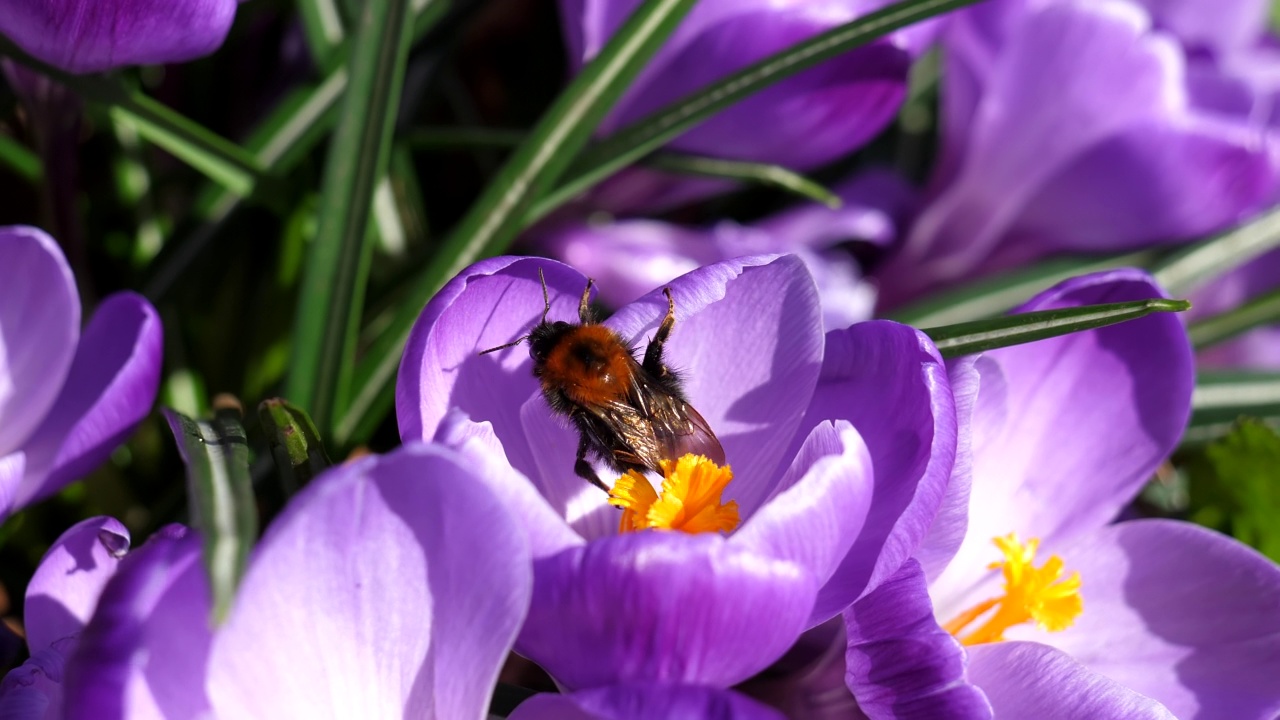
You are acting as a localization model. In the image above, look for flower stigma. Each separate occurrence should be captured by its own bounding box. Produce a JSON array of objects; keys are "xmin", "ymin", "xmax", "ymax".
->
[
  {"xmin": 608, "ymin": 454, "xmax": 739, "ymax": 534},
  {"xmin": 942, "ymin": 533, "xmax": 1083, "ymax": 646}
]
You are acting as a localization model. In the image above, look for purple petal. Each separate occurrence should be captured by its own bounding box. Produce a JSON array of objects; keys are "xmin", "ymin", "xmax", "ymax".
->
[
  {"xmin": 62, "ymin": 525, "xmax": 212, "ymax": 720},
  {"xmin": 0, "ymin": 0, "xmax": 237, "ymax": 73},
  {"xmin": 0, "ymin": 226, "xmax": 78, "ymax": 460},
  {"xmin": 1131, "ymin": 0, "xmax": 1268, "ymax": 52},
  {"xmin": 510, "ymin": 684, "xmax": 786, "ymax": 720},
  {"xmin": 844, "ymin": 559, "xmax": 991, "ymax": 720},
  {"xmin": 13, "ymin": 292, "xmax": 162, "ymax": 509},
  {"xmin": 518, "ymin": 532, "xmax": 817, "ymax": 689},
  {"xmin": 206, "ymin": 443, "xmax": 531, "ymax": 718},
  {"xmin": 734, "ymin": 420, "xmax": 873, "ymax": 624},
  {"xmin": 1032, "ymin": 520, "xmax": 1280, "ymax": 720},
  {"xmin": 930, "ymin": 270, "xmax": 1193, "ymax": 608},
  {"xmin": 967, "ymin": 642, "xmax": 1176, "ymax": 720},
  {"xmin": 0, "ymin": 636, "xmax": 76, "ymax": 720},
  {"xmin": 792, "ymin": 320, "xmax": 957, "ymax": 606},
  {"xmin": 24, "ymin": 517, "xmax": 130, "ymax": 655},
  {"xmin": 396, "ymin": 256, "xmax": 591, "ymax": 487},
  {"xmin": 433, "ymin": 409, "xmax": 583, "ymax": 558},
  {"xmin": 606, "ymin": 255, "xmax": 824, "ymax": 512}
]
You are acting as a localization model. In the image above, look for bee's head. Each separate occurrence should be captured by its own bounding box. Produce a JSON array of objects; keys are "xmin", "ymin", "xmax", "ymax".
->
[{"xmin": 528, "ymin": 320, "xmax": 573, "ymax": 367}]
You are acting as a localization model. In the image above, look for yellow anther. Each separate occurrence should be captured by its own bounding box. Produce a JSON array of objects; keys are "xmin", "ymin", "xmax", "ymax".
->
[{"xmin": 609, "ymin": 454, "xmax": 739, "ymax": 535}]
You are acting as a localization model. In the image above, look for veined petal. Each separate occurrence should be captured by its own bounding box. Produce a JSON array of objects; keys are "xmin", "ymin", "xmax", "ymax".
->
[
  {"xmin": 0, "ymin": 636, "xmax": 76, "ymax": 720},
  {"xmin": 844, "ymin": 559, "xmax": 991, "ymax": 720},
  {"xmin": 792, "ymin": 320, "xmax": 957, "ymax": 605},
  {"xmin": 207, "ymin": 443, "xmax": 531, "ymax": 720},
  {"xmin": 0, "ymin": 0, "xmax": 238, "ymax": 73},
  {"xmin": 13, "ymin": 293, "xmax": 162, "ymax": 510},
  {"xmin": 608, "ymin": 255, "xmax": 824, "ymax": 519},
  {"xmin": 25, "ymin": 517, "xmax": 130, "ymax": 655},
  {"xmin": 967, "ymin": 642, "xmax": 1176, "ymax": 720},
  {"xmin": 931, "ymin": 270, "xmax": 1193, "ymax": 611},
  {"xmin": 62, "ymin": 525, "xmax": 211, "ymax": 720},
  {"xmin": 509, "ymin": 684, "xmax": 786, "ymax": 720},
  {"xmin": 1029, "ymin": 520, "xmax": 1280, "ymax": 720},
  {"xmin": 0, "ymin": 226, "xmax": 78, "ymax": 460},
  {"xmin": 518, "ymin": 531, "xmax": 817, "ymax": 689}
]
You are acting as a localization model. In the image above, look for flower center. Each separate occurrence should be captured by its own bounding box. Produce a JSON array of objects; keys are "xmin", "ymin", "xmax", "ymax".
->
[
  {"xmin": 608, "ymin": 454, "xmax": 740, "ymax": 535},
  {"xmin": 941, "ymin": 533, "xmax": 1083, "ymax": 646}
]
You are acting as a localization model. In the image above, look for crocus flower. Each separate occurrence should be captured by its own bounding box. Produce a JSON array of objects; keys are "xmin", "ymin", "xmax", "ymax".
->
[
  {"xmin": 49, "ymin": 443, "xmax": 531, "ymax": 719},
  {"xmin": 0, "ymin": 0, "xmax": 238, "ymax": 73},
  {"xmin": 559, "ymin": 0, "xmax": 935, "ymax": 211},
  {"xmin": 875, "ymin": 0, "xmax": 1280, "ymax": 307},
  {"xmin": 0, "ymin": 516, "xmax": 131, "ymax": 718},
  {"xmin": 0, "ymin": 226, "xmax": 162, "ymax": 524},
  {"xmin": 397, "ymin": 254, "xmax": 960, "ymax": 695},
  {"xmin": 532, "ymin": 171, "xmax": 917, "ymax": 330},
  {"xmin": 839, "ymin": 269, "xmax": 1280, "ymax": 718}
]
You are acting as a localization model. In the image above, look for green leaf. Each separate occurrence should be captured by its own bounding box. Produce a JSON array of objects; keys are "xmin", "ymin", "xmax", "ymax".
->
[
  {"xmin": 0, "ymin": 132, "xmax": 41, "ymax": 183},
  {"xmin": 1187, "ymin": 371, "xmax": 1280, "ymax": 443},
  {"xmin": 645, "ymin": 153, "xmax": 842, "ymax": 208},
  {"xmin": 888, "ymin": 251, "xmax": 1158, "ymax": 327},
  {"xmin": 1188, "ymin": 286, "xmax": 1280, "ymax": 349},
  {"xmin": 284, "ymin": 0, "xmax": 419, "ymax": 435},
  {"xmin": 530, "ymin": 0, "xmax": 986, "ymax": 222},
  {"xmin": 336, "ymin": 0, "xmax": 703, "ymax": 445},
  {"xmin": 162, "ymin": 404, "xmax": 256, "ymax": 625},
  {"xmin": 922, "ymin": 298, "xmax": 1191, "ymax": 358},
  {"xmin": 1152, "ymin": 204, "xmax": 1280, "ymax": 296},
  {"xmin": 257, "ymin": 398, "xmax": 332, "ymax": 496},
  {"xmin": 297, "ymin": 0, "xmax": 347, "ymax": 68},
  {"xmin": 1185, "ymin": 419, "xmax": 1280, "ymax": 562}
]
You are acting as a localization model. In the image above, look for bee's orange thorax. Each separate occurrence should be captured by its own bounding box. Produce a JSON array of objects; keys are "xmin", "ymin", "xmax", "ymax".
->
[{"xmin": 540, "ymin": 324, "xmax": 635, "ymax": 406}]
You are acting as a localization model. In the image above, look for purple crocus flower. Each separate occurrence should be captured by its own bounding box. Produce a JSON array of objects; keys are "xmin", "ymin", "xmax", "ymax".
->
[
  {"xmin": 839, "ymin": 269, "xmax": 1280, "ymax": 718},
  {"xmin": 532, "ymin": 171, "xmax": 917, "ymax": 330},
  {"xmin": 875, "ymin": 0, "xmax": 1280, "ymax": 308},
  {"xmin": 42, "ymin": 443, "xmax": 531, "ymax": 719},
  {"xmin": 508, "ymin": 684, "xmax": 787, "ymax": 720},
  {"xmin": 559, "ymin": 0, "xmax": 935, "ymax": 211},
  {"xmin": 0, "ymin": 516, "xmax": 130, "ymax": 718},
  {"xmin": 0, "ymin": 0, "xmax": 238, "ymax": 73},
  {"xmin": 0, "ymin": 226, "xmax": 162, "ymax": 524},
  {"xmin": 397, "ymin": 254, "xmax": 958, "ymax": 693}
]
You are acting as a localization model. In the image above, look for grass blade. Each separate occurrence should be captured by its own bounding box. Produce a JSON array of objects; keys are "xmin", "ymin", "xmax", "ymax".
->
[
  {"xmin": 923, "ymin": 298, "xmax": 1191, "ymax": 358},
  {"xmin": 258, "ymin": 398, "xmax": 332, "ymax": 496},
  {"xmin": 1189, "ymin": 287, "xmax": 1280, "ymax": 349},
  {"xmin": 1152, "ymin": 204, "xmax": 1280, "ymax": 296}
]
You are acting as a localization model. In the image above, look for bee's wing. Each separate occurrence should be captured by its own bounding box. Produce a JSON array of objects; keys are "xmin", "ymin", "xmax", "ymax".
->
[
  {"xmin": 631, "ymin": 369, "xmax": 726, "ymax": 466},
  {"xmin": 664, "ymin": 401, "xmax": 726, "ymax": 466}
]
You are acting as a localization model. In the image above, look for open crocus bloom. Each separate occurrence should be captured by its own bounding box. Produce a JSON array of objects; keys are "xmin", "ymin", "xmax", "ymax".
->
[
  {"xmin": 50, "ymin": 444, "xmax": 531, "ymax": 719},
  {"xmin": 532, "ymin": 171, "xmax": 916, "ymax": 331},
  {"xmin": 558, "ymin": 0, "xmax": 934, "ymax": 211},
  {"xmin": 397, "ymin": 254, "xmax": 959, "ymax": 692},
  {"xmin": 876, "ymin": 0, "xmax": 1280, "ymax": 307},
  {"xmin": 844, "ymin": 270, "xmax": 1280, "ymax": 719},
  {"xmin": 0, "ymin": 226, "xmax": 162, "ymax": 524},
  {"xmin": 0, "ymin": 0, "xmax": 238, "ymax": 73}
]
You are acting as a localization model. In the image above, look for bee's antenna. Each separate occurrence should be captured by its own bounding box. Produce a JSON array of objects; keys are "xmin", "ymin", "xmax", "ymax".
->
[
  {"xmin": 478, "ymin": 335, "xmax": 529, "ymax": 355},
  {"xmin": 537, "ymin": 267, "xmax": 552, "ymax": 325}
]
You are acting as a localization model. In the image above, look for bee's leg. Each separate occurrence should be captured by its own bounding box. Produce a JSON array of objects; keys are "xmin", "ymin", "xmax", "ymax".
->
[
  {"xmin": 578, "ymin": 278, "xmax": 596, "ymax": 323},
  {"xmin": 642, "ymin": 287, "xmax": 676, "ymax": 375},
  {"xmin": 573, "ymin": 435, "xmax": 610, "ymax": 493}
]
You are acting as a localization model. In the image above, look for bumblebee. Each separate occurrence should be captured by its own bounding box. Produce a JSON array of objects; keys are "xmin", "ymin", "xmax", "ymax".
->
[{"xmin": 481, "ymin": 270, "xmax": 725, "ymax": 491}]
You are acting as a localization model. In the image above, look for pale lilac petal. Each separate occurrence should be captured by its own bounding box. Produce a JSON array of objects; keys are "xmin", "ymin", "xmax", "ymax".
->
[
  {"xmin": 0, "ymin": 226, "xmax": 78, "ymax": 458},
  {"xmin": 0, "ymin": 636, "xmax": 76, "ymax": 720},
  {"xmin": 62, "ymin": 525, "xmax": 211, "ymax": 720},
  {"xmin": 517, "ymin": 393, "xmax": 618, "ymax": 542},
  {"xmin": 433, "ymin": 409, "xmax": 583, "ymax": 557},
  {"xmin": 930, "ymin": 270, "xmax": 1193, "ymax": 610},
  {"xmin": 1031, "ymin": 520, "xmax": 1280, "ymax": 720},
  {"xmin": 734, "ymin": 420, "xmax": 873, "ymax": 625},
  {"xmin": 25, "ymin": 517, "xmax": 130, "ymax": 654},
  {"xmin": 606, "ymin": 255, "xmax": 824, "ymax": 511},
  {"xmin": 0, "ymin": 0, "xmax": 237, "ymax": 73},
  {"xmin": 14, "ymin": 293, "xmax": 162, "ymax": 509},
  {"xmin": 1132, "ymin": 0, "xmax": 1268, "ymax": 52},
  {"xmin": 844, "ymin": 559, "xmax": 991, "ymax": 720},
  {"xmin": 966, "ymin": 642, "xmax": 1176, "ymax": 720},
  {"xmin": 207, "ymin": 444, "xmax": 531, "ymax": 720},
  {"xmin": 914, "ymin": 356, "xmax": 981, "ymax": 582},
  {"xmin": 396, "ymin": 256, "xmax": 591, "ymax": 486},
  {"xmin": 793, "ymin": 321, "xmax": 957, "ymax": 603},
  {"xmin": 518, "ymin": 532, "xmax": 817, "ymax": 689},
  {"xmin": 510, "ymin": 685, "xmax": 786, "ymax": 720},
  {"xmin": 0, "ymin": 453, "xmax": 24, "ymax": 523}
]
